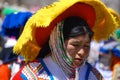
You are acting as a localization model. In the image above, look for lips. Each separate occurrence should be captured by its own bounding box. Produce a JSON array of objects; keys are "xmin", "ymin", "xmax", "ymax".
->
[
  {"xmin": 74, "ymin": 58, "xmax": 83, "ymax": 61},
  {"xmin": 73, "ymin": 58, "xmax": 84, "ymax": 67}
]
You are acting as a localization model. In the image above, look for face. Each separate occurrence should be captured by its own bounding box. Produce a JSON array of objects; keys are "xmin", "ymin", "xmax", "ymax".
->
[{"xmin": 65, "ymin": 34, "xmax": 91, "ymax": 67}]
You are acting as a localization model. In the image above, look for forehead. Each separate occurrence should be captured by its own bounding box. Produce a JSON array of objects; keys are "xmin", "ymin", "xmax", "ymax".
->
[{"xmin": 68, "ymin": 34, "xmax": 91, "ymax": 43}]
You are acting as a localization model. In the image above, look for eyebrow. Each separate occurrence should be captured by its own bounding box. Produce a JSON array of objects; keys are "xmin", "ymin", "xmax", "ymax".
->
[{"xmin": 72, "ymin": 40, "xmax": 90, "ymax": 44}]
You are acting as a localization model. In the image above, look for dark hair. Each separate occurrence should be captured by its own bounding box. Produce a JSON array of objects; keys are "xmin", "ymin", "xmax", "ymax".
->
[
  {"xmin": 0, "ymin": 35, "xmax": 6, "ymax": 47},
  {"xmin": 37, "ymin": 38, "xmax": 51, "ymax": 58},
  {"xmin": 63, "ymin": 16, "xmax": 94, "ymax": 40},
  {"xmin": 37, "ymin": 16, "xmax": 94, "ymax": 58}
]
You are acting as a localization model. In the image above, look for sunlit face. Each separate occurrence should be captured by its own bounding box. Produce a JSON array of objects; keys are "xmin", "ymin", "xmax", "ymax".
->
[{"xmin": 65, "ymin": 34, "xmax": 91, "ymax": 67}]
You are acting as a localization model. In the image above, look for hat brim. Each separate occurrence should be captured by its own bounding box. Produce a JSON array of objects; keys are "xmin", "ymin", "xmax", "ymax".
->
[{"xmin": 35, "ymin": 2, "xmax": 96, "ymax": 47}]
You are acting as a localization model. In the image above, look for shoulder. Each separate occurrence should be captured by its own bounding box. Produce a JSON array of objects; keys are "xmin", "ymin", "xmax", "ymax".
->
[
  {"xmin": 86, "ymin": 62, "xmax": 103, "ymax": 80},
  {"xmin": 91, "ymin": 67, "xmax": 103, "ymax": 79}
]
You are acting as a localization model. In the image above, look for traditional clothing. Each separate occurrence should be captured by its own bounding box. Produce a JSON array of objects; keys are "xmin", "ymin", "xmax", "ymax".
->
[{"xmin": 12, "ymin": 56, "xmax": 102, "ymax": 80}]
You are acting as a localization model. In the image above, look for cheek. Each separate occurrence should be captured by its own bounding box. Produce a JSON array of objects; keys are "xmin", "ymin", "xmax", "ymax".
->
[
  {"xmin": 66, "ymin": 45, "xmax": 76, "ymax": 58},
  {"xmin": 85, "ymin": 52, "xmax": 89, "ymax": 58},
  {"xmin": 75, "ymin": 48, "xmax": 90, "ymax": 59},
  {"xmin": 84, "ymin": 49, "xmax": 90, "ymax": 57}
]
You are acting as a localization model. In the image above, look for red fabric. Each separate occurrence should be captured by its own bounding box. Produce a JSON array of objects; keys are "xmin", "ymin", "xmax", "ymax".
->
[
  {"xmin": 12, "ymin": 67, "xmax": 24, "ymax": 80},
  {"xmin": 35, "ymin": 3, "xmax": 96, "ymax": 47},
  {"xmin": 111, "ymin": 54, "xmax": 120, "ymax": 71},
  {"xmin": 0, "ymin": 64, "xmax": 11, "ymax": 80}
]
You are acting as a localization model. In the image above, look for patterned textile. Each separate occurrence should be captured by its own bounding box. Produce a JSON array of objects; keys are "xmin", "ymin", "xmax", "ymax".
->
[
  {"xmin": 12, "ymin": 61, "xmax": 50, "ymax": 80},
  {"xmin": 49, "ymin": 22, "xmax": 75, "ymax": 78},
  {"xmin": 91, "ymin": 66, "xmax": 103, "ymax": 80},
  {"xmin": 12, "ymin": 56, "xmax": 103, "ymax": 80}
]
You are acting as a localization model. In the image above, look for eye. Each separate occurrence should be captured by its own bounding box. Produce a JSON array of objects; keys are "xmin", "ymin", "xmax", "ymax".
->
[
  {"xmin": 83, "ymin": 45, "xmax": 90, "ymax": 49},
  {"xmin": 71, "ymin": 43, "xmax": 80, "ymax": 47},
  {"xmin": 84, "ymin": 45, "xmax": 90, "ymax": 47}
]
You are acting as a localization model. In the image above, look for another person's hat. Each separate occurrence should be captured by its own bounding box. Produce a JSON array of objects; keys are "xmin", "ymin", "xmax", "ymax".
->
[
  {"xmin": 112, "ymin": 44, "xmax": 120, "ymax": 58},
  {"xmin": 0, "ymin": 12, "xmax": 32, "ymax": 39},
  {"xmin": 13, "ymin": 0, "xmax": 118, "ymax": 61},
  {"xmin": 1, "ymin": 7, "xmax": 18, "ymax": 16},
  {"xmin": 113, "ymin": 28, "xmax": 120, "ymax": 42},
  {"xmin": 115, "ymin": 29, "xmax": 120, "ymax": 39}
]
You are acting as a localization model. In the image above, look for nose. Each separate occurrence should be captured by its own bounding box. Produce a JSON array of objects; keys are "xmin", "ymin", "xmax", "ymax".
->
[{"xmin": 77, "ymin": 48, "xmax": 86, "ymax": 56}]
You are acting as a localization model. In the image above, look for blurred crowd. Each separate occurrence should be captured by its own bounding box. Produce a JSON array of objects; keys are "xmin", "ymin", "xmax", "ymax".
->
[
  {"xmin": 87, "ymin": 8, "xmax": 120, "ymax": 80},
  {"xmin": 0, "ymin": 1, "xmax": 120, "ymax": 80},
  {"xmin": 0, "ymin": 6, "xmax": 33, "ymax": 80}
]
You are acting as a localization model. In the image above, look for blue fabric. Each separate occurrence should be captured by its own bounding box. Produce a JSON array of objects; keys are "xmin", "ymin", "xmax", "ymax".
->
[
  {"xmin": 86, "ymin": 62, "xmax": 92, "ymax": 80},
  {"xmin": 99, "ymin": 47, "xmax": 110, "ymax": 54},
  {"xmin": 99, "ymin": 38, "xmax": 118, "ymax": 54},
  {"xmin": 2, "ymin": 49, "xmax": 18, "ymax": 64},
  {"xmin": 104, "ymin": 37, "xmax": 115, "ymax": 44},
  {"xmin": 0, "ymin": 12, "xmax": 32, "ymax": 39},
  {"xmin": 39, "ymin": 58, "xmax": 54, "ymax": 80},
  {"xmin": 0, "ymin": 47, "xmax": 13, "ymax": 60},
  {"xmin": 100, "ymin": 39, "xmax": 120, "ymax": 57},
  {"xmin": 112, "ymin": 44, "xmax": 120, "ymax": 58},
  {"xmin": 21, "ymin": 73, "xmax": 28, "ymax": 80}
]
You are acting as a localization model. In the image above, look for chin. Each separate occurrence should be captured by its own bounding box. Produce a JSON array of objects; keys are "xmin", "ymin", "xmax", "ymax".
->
[{"xmin": 74, "ymin": 62, "xmax": 83, "ymax": 67}]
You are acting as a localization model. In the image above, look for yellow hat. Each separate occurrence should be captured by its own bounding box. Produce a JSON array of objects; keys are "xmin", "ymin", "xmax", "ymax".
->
[
  {"xmin": 108, "ymin": 8, "xmax": 120, "ymax": 26},
  {"xmin": 108, "ymin": 8, "xmax": 120, "ymax": 42},
  {"xmin": 13, "ymin": 0, "xmax": 118, "ymax": 61}
]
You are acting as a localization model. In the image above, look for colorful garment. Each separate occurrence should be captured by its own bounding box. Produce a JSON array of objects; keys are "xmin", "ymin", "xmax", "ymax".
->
[
  {"xmin": 12, "ymin": 56, "xmax": 102, "ymax": 80},
  {"xmin": 112, "ymin": 62, "xmax": 120, "ymax": 80},
  {"xmin": 95, "ymin": 62, "xmax": 112, "ymax": 80},
  {"xmin": 0, "ymin": 64, "xmax": 11, "ymax": 80}
]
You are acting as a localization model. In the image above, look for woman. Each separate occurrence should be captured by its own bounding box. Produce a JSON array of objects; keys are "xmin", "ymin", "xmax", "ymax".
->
[
  {"xmin": 12, "ymin": 0, "xmax": 118, "ymax": 80},
  {"xmin": 12, "ymin": 16, "xmax": 102, "ymax": 80}
]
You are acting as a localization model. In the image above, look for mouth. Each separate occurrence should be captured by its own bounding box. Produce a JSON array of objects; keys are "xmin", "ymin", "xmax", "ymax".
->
[
  {"xmin": 72, "ymin": 58, "xmax": 84, "ymax": 67},
  {"xmin": 74, "ymin": 58, "xmax": 83, "ymax": 61}
]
